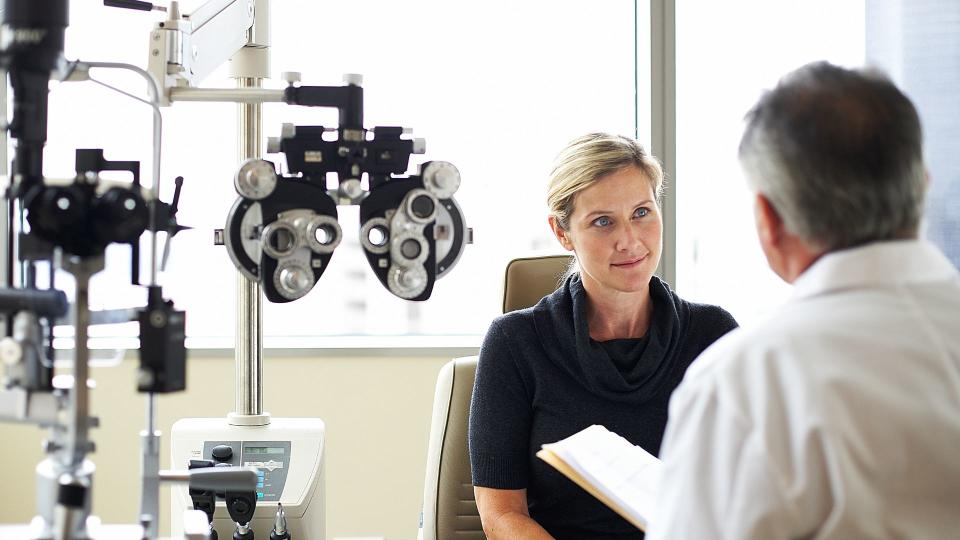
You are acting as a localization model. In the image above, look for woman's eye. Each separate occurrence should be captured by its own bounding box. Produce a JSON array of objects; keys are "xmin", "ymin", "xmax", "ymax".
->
[
  {"xmin": 593, "ymin": 216, "xmax": 612, "ymax": 227},
  {"xmin": 634, "ymin": 207, "xmax": 649, "ymax": 218}
]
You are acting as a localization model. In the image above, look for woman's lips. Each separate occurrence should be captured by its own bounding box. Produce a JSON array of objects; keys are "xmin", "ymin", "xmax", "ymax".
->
[{"xmin": 611, "ymin": 255, "xmax": 647, "ymax": 268}]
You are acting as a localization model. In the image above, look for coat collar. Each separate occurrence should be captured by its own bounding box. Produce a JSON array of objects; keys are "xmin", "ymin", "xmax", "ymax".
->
[{"xmin": 792, "ymin": 240, "xmax": 958, "ymax": 301}]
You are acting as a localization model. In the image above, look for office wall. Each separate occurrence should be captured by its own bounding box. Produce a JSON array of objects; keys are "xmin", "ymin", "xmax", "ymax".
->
[{"xmin": 0, "ymin": 350, "xmax": 468, "ymax": 539}]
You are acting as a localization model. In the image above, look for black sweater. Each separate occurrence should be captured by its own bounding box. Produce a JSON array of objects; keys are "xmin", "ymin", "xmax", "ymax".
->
[{"xmin": 468, "ymin": 274, "xmax": 737, "ymax": 539}]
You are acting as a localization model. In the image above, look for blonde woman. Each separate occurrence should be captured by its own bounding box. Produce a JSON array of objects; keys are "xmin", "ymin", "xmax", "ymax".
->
[{"xmin": 469, "ymin": 133, "xmax": 738, "ymax": 539}]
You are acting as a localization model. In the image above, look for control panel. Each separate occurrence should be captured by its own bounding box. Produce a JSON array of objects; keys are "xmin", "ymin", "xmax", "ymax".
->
[
  {"xmin": 201, "ymin": 440, "xmax": 292, "ymax": 502},
  {"xmin": 170, "ymin": 417, "xmax": 325, "ymax": 539}
]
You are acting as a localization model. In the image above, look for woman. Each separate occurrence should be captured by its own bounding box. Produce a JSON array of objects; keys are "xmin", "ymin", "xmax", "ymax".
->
[{"xmin": 469, "ymin": 133, "xmax": 738, "ymax": 539}]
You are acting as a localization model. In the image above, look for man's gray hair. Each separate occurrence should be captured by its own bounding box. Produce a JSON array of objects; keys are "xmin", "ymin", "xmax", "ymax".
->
[{"xmin": 739, "ymin": 61, "xmax": 927, "ymax": 251}]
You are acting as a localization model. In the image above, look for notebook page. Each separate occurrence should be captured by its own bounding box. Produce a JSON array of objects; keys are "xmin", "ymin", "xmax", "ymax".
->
[{"xmin": 542, "ymin": 424, "xmax": 662, "ymax": 528}]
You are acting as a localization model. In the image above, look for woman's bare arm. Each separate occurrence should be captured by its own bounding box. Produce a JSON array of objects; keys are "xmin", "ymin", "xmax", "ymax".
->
[{"xmin": 474, "ymin": 486, "xmax": 554, "ymax": 539}]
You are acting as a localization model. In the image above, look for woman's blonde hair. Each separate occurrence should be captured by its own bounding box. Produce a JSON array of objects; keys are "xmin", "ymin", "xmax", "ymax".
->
[{"xmin": 547, "ymin": 133, "xmax": 664, "ymax": 230}]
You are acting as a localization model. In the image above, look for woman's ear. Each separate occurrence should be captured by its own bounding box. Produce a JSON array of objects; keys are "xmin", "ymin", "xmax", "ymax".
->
[{"xmin": 548, "ymin": 216, "xmax": 575, "ymax": 251}]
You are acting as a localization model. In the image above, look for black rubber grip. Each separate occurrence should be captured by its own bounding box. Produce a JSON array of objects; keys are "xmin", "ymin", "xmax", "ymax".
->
[
  {"xmin": 0, "ymin": 288, "xmax": 68, "ymax": 318},
  {"xmin": 57, "ymin": 482, "xmax": 87, "ymax": 508},
  {"xmin": 103, "ymin": 0, "xmax": 154, "ymax": 11}
]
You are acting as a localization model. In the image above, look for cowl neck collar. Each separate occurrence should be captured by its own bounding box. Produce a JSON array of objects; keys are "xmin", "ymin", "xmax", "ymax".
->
[{"xmin": 532, "ymin": 274, "xmax": 685, "ymax": 403}]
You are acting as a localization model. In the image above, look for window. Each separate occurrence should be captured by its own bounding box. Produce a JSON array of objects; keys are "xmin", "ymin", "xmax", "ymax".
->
[
  {"xmin": 40, "ymin": 1, "xmax": 645, "ymax": 343},
  {"xmin": 675, "ymin": 1, "xmax": 866, "ymax": 324},
  {"xmin": 866, "ymin": 0, "xmax": 960, "ymax": 268}
]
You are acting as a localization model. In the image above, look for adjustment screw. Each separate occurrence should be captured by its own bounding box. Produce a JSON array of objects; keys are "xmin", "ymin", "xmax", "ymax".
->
[
  {"xmin": 412, "ymin": 138, "xmax": 426, "ymax": 155},
  {"xmin": 150, "ymin": 310, "xmax": 167, "ymax": 328},
  {"xmin": 400, "ymin": 268, "xmax": 425, "ymax": 289},
  {"xmin": 339, "ymin": 178, "xmax": 363, "ymax": 201},
  {"xmin": 137, "ymin": 368, "xmax": 154, "ymax": 388},
  {"xmin": 0, "ymin": 337, "xmax": 23, "ymax": 365},
  {"xmin": 281, "ymin": 71, "xmax": 301, "ymax": 86},
  {"xmin": 266, "ymin": 137, "xmax": 282, "ymax": 154}
]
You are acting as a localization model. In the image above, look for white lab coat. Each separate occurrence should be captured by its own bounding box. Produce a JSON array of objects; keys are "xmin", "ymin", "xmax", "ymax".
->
[{"xmin": 648, "ymin": 240, "xmax": 960, "ymax": 540}]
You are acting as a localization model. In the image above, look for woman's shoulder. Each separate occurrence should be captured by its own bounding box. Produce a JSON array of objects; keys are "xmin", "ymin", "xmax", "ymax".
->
[
  {"xmin": 489, "ymin": 305, "xmax": 536, "ymax": 332},
  {"xmin": 481, "ymin": 286, "xmax": 570, "ymax": 363},
  {"xmin": 654, "ymin": 277, "xmax": 738, "ymax": 333},
  {"xmin": 488, "ymin": 280, "xmax": 570, "ymax": 336},
  {"xmin": 477, "ymin": 307, "xmax": 544, "ymax": 381},
  {"xmin": 677, "ymin": 298, "xmax": 739, "ymax": 341},
  {"xmin": 684, "ymin": 299, "xmax": 737, "ymax": 324}
]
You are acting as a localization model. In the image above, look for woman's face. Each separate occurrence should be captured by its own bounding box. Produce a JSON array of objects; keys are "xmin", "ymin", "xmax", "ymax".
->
[{"xmin": 551, "ymin": 166, "xmax": 662, "ymax": 295}]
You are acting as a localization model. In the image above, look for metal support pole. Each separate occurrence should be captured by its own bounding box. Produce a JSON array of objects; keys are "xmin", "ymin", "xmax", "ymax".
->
[
  {"xmin": 651, "ymin": 0, "xmax": 677, "ymax": 288},
  {"xmin": 169, "ymin": 87, "xmax": 283, "ymax": 103},
  {"xmin": 234, "ymin": 77, "xmax": 264, "ymax": 419},
  {"xmin": 139, "ymin": 393, "xmax": 160, "ymax": 538},
  {"xmin": 1, "ymin": 67, "xmax": 11, "ymax": 338},
  {"xmin": 60, "ymin": 255, "xmax": 103, "ymax": 467}
]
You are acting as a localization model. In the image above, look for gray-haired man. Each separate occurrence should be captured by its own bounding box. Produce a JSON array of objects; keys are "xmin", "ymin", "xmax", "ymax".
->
[{"xmin": 648, "ymin": 62, "xmax": 960, "ymax": 539}]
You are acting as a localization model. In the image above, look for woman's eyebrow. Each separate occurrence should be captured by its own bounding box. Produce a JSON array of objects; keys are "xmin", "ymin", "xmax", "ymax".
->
[{"xmin": 583, "ymin": 201, "xmax": 655, "ymax": 219}]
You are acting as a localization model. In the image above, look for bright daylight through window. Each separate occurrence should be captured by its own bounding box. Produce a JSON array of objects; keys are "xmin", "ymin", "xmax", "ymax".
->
[
  {"xmin": 35, "ymin": 1, "xmax": 956, "ymax": 344},
  {"xmin": 42, "ymin": 0, "xmax": 642, "ymax": 345},
  {"xmin": 677, "ymin": 1, "xmax": 864, "ymax": 324},
  {"xmin": 676, "ymin": 0, "xmax": 957, "ymax": 326}
]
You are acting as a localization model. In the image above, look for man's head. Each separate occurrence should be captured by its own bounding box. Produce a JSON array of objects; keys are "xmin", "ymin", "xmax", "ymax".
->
[{"xmin": 739, "ymin": 62, "xmax": 927, "ymax": 282}]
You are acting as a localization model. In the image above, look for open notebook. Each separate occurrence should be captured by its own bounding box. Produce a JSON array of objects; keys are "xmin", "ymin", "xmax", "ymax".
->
[{"xmin": 536, "ymin": 424, "xmax": 662, "ymax": 531}]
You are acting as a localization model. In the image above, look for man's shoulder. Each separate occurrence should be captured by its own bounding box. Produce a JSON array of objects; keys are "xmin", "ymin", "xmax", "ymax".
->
[{"xmin": 678, "ymin": 307, "xmax": 821, "ymax": 401}]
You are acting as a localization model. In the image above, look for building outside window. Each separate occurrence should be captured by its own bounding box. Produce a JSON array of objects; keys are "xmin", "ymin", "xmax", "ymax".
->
[{"xmin": 866, "ymin": 0, "xmax": 960, "ymax": 268}]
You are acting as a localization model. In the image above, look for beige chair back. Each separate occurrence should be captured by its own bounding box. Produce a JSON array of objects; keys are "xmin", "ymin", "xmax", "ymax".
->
[
  {"xmin": 420, "ymin": 255, "xmax": 572, "ymax": 539},
  {"xmin": 502, "ymin": 255, "xmax": 574, "ymax": 313},
  {"xmin": 420, "ymin": 357, "xmax": 482, "ymax": 540}
]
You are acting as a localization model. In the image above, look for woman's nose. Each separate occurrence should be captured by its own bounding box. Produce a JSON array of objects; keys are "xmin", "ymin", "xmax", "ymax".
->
[{"xmin": 615, "ymin": 222, "xmax": 642, "ymax": 252}]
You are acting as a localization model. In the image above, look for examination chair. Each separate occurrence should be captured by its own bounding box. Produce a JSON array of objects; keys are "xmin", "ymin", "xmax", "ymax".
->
[{"xmin": 419, "ymin": 255, "xmax": 573, "ymax": 540}]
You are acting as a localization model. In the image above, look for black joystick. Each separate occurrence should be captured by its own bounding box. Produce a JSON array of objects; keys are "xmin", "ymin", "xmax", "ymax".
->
[{"xmin": 212, "ymin": 444, "xmax": 234, "ymax": 462}]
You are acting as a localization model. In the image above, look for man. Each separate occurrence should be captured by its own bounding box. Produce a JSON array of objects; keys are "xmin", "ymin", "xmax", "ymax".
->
[{"xmin": 648, "ymin": 62, "xmax": 960, "ymax": 539}]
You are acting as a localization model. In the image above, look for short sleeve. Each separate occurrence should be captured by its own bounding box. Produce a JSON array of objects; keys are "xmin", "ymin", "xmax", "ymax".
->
[{"xmin": 468, "ymin": 318, "xmax": 534, "ymax": 489}]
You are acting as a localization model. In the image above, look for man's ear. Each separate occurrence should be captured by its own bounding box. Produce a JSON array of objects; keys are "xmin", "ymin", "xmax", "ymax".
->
[
  {"xmin": 548, "ymin": 216, "xmax": 574, "ymax": 251},
  {"xmin": 754, "ymin": 193, "xmax": 784, "ymax": 250}
]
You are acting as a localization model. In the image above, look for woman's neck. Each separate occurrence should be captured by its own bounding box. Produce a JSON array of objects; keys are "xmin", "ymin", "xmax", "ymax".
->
[{"xmin": 581, "ymin": 275, "xmax": 654, "ymax": 341}]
